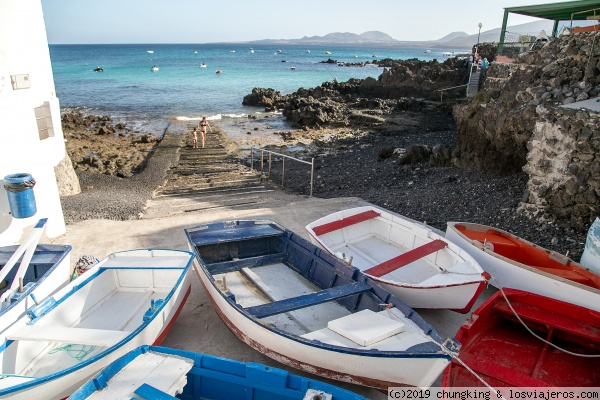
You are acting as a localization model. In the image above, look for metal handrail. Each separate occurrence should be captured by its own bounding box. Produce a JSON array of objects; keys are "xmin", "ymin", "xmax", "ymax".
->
[
  {"xmin": 434, "ymin": 84, "xmax": 468, "ymax": 101},
  {"xmin": 250, "ymin": 147, "xmax": 315, "ymax": 197}
]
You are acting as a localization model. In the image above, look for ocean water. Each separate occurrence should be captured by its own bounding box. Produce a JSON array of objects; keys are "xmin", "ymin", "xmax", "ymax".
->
[{"xmin": 49, "ymin": 43, "xmax": 468, "ymax": 134}]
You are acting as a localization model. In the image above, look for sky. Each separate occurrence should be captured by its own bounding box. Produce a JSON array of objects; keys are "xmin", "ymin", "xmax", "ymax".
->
[{"xmin": 41, "ymin": 0, "xmax": 580, "ymax": 44}]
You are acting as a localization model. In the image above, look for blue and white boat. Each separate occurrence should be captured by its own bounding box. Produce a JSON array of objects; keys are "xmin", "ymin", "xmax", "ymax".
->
[
  {"xmin": 185, "ymin": 220, "xmax": 459, "ymax": 389},
  {"xmin": 0, "ymin": 248, "xmax": 193, "ymax": 400},
  {"xmin": 0, "ymin": 218, "xmax": 71, "ymax": 335},
  {"xmin": 70, "ymin": 345, "xmax": 368, "ymax": 399}
]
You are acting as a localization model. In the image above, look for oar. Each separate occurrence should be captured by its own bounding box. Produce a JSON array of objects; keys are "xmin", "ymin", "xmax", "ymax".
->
[{"xmin": 0, "ymin": 219, "xmax": 47, "ymax": 302}]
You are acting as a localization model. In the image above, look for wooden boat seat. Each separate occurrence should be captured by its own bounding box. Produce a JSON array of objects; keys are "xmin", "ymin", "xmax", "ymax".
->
[
  {"xmin": 207, "ymin": 253, "xmax": 286, "ymax": 274},
  {"xmin": 134, "ymin": 383, "xmax": 177, "ymax": 400},
  {"xmin": 363, "ymin": 240, "xmax": 447, "ymax": 278},
  {"xmin": 6, "ymin": 325, "xmax": 130, "ymax": 347},
  {"xmin": 244, "ymin": 282, "xmax": 371, "ymax": 319},
  {"xmin": 534, "ymin": 266, "xmax": 592, "ymax": 285},
  {"xmin": 311, "ymin": 210, "xmax": 380, "ymax": 236},
  {"xmin": 493, "ymin": 300, "xmax": 600, "ymax": 343},
  {"xmin": 458, "ymin": 227, "xmax": 520, "ymax": 254}
]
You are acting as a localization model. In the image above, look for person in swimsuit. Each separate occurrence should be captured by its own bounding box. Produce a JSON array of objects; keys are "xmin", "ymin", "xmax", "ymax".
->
[
  {"xmin": 191, "ymin": 128, "xmax": 198, "ymax": 148},
  {"xmin": 197, "ymin": 117, "xmax": 212, "ymax": 148}
]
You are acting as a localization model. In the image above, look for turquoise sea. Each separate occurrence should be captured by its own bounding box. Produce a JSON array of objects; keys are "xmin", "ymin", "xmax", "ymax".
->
[{"xmin": 49, "ymin": 43, "xmax": 469, "ymax": 134}]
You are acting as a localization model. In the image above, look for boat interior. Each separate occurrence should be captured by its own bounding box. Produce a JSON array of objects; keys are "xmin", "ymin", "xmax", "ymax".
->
[
  {"xmin": 312, "ymin": 210, "xmax": 472, "ymax": 285},
  {"xmin": 0, "ymin": 266, "xmax": 183, "ymax": 383},
  {"xmin": 454, "ymin": 223, "xmax": 600, "ymax": 289},
  {"xmin": 188, "ymin": 221, "xmax": 444, "ymax": 353},
  {"xmin": 447, "ymin": 291, "xmax": 600, "ymax": 387},
  {"xmin": 0, "ymin": 244, "xmax": 70, "ymax": 306}
]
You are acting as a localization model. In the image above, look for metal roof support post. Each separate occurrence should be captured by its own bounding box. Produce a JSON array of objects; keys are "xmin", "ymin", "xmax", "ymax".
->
[
  {"xmin": 498, "ymin": 10, "xmax": 510, "ymax": 54},
  {"xmin": 552, "ymin": 20, "xmax": 559, "ymax": 37}
]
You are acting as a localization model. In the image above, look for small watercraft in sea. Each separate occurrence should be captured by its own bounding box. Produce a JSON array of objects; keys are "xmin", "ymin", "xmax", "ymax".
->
[
  {"xmin": 325, "ymin": 51, "xmax": 331, "ymax": 55},
  {"xmin": 215, "ymin": 70, "xmax": 222, "ymax": 75},
  {"xmin": 70, "ymin": 345, "xmax": 368, "ymax": 399},
  {"xmin": 443, "ymin": 288, "xmax": 600, "ymax": 387},
  {"xmin": 146, "ymin": 50, "xmax": 154, "ymax": 54},
  {"xmin": 151, "ymin": 65, "xmax": 159, "ymax": 72},
  {"xmin": 290, "ymin": 67, "xmax": 296, "ymax": 71},
  {"xmin": 0, "ymin": 219, "xmax": 71, "ymax": 335},
  {"xmin": 372, "ymin": 54, "xmax": 377, "ymax": 58},
  {"xmin": 306, "ymin": 206, "xmax": 489, "ymax": 312},
  {"xmin": 306, "ymin": 49, "xmax": 311, "ymax": 53},
  {"xmin": 277, "ymin": 49, "xmax": 282, "ymax": 53},
  {"xmin": 249, "ymin": 48, "xmax": 254, "ymax": 53},
  {"xmin": 230, "ymin": 50, "xmax": 235, "ymax": 53},
  {"xmin": 185, "ymin": 220, "xmax": 459, "ymax": 389},
  {"xmin": 0, "ymin": 248, "xmax": 193, "ymax": 399},
  {"xmin": 200, "ymin": 63, "xmax": 207, "ymax": 68},
  {"xmin": 445, "ymin": 222, "xmax": 600, "ymax": 312},
  {"xmin": 93, "ymin": 66, "xmax": 103, "ymax": 72},
  {"xmin": 194, "ymin": 50, "xmax": 198, "ymax": 54}
]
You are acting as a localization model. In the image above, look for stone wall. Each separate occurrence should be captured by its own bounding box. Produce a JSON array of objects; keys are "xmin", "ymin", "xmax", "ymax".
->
[
  {"xmin": 54, "ymin": 153, "xmax": 81, "ymax": 196},
  {"xmin": 520, "ymin": 107, "xmax": 600, "ymax": 229}
]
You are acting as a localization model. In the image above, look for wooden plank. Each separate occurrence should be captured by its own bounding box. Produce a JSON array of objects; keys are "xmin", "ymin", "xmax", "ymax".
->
[
  {"xmin": 245, "ymin": 282, "xmax": 371, "ymax": 319},
  {"xmin": 134, "ymin": 384, "xmax": 178, "ymax": 400},
  {"xmin": 207, "ymin": 253, "xmax": 285, "ymax": 275},
  {"xmin": 311, "ymin": 210, "xmax": 380, "ymax": 236},
  {"xmin": 363, "ymin": 239, "xmax": 447, "ymax": 278},
  {"xmin": 7, "ymin": 326, "xmax": 130, "ymax": 347},
  {"xmin": 189, "ymin": 224, "xmax": 282, "ymax": 246}
]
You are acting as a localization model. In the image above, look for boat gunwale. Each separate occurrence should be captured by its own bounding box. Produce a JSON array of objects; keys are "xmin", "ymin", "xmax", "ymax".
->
[
  {"xmin": 185, "ymin": 220, "xmax": 454, "ymax": 360},
  {"xmin": 0, "ymin": 248, "xmax": 194, "ymax": 397}
]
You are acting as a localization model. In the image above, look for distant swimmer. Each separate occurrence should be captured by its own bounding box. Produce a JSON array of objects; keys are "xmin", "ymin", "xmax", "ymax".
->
[
  {"xmin": 94, "ymin": 66, "xmax": 104, "ymax": 72},
  {"xmin": 215, "ymin": 70, "xmax": 222, "ymax": 75},
  {"xmin": 200, "ymin": 63, "xmax": 207, "ymax": 68},
  {"xmin": 290, "ymin": 67, "xmax": 296, "ymax": 71},
  {"xmin": 151, "ymin": 65, "xmax": 159, "ymax": 72}
]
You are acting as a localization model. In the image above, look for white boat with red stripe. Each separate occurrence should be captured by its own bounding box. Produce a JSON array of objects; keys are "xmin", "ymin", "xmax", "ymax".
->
[{"xmin": 306, "ymin": 206, "xmax": 489, "ymax": 312}]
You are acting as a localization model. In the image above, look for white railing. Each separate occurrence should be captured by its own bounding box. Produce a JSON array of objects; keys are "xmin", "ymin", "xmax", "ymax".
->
[{"xmin": 250, "ymin": 147, "xmax": 315, "ymax": 197}]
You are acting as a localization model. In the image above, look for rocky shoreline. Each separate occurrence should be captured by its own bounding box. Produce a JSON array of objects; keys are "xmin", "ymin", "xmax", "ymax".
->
[{"xmin": 58, "ymin": 40, "xmax": 594, "ymax": 260}]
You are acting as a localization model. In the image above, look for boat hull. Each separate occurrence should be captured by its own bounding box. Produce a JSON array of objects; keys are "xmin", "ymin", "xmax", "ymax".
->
[
  {"xmin": 306, "ymin": 206, "xmax": 488, "ymax": 312},
  {"xmin": 0, "ymin": 244, "xmax": 72, "ymax": 334},
  {"xmin": 0, "ymin": 249, "xmax": 193, "ymax": 400},
  {"xmin": 446, "ymin": 222, "xmax": 600, "ymax": 312}
]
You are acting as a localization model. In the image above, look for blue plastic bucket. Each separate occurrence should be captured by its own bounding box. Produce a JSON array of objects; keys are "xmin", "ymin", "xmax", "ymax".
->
[{"xmin": 3, "ymin": 173, "xmax": 37, "ymax": 219}]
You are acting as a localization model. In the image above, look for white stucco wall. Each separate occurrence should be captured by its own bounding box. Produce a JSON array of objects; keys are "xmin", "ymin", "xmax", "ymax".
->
[{"xmin": 0, "ymin": 0, "xmax": 66, "ymax": 244}]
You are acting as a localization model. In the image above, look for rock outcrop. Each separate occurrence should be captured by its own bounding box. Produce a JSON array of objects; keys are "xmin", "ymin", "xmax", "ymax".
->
[{"xmin": 62, "ymin": 112, "xmax": 160, "ymax": 178}]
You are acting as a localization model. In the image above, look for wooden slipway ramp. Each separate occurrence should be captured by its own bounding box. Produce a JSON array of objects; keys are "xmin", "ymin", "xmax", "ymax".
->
[{"xmin": 143, "ymin": 127, "xmax": 273, "ymax": 219}]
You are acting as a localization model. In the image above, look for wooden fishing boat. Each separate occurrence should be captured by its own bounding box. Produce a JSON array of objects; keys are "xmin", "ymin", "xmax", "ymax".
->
[
  {"xmin": 70, "ymin": 345, "xmax": 368, "ymax": 400},
  {"xmin": 185, "ymin": 220, "xmax": 460, "ymax": 389},
  {"xmin": 443, "ymin": 288, "xmax": 600, "ymax": 387},
  {"xmin": 305, "ymin": 206, "xmax": 489, "ymax": 312},
  {"xmin": 0, "ymin": 219, "xmax": 72, "ymax": 334},
  {"xmin": 0, "ymin": 248, "xmax": 193, "ymax": 400},
  {"xmin": 445, "ymin": 222, "xmax": 600, "ymax": 312}
]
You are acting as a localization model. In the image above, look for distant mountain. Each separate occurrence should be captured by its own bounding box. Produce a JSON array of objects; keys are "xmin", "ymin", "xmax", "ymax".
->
[
  {"xmin": 359, "ymin": 31, "xmax": 396, "ymax": 41},
  {"xmin": 437, "ymin": 32, "xmax": 469, "ymax": 43},
  {"xmin": 250, "ymin": 31, "xmax": 398, "ymax": 45}
]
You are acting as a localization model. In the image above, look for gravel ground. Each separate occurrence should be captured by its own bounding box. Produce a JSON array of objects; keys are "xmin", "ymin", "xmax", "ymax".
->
[{"xmin": 257, "ymin": 128, "xmax": 589, "ymax": 261}]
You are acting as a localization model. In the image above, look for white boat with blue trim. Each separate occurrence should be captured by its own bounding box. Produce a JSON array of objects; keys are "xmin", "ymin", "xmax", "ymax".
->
[
  {"xmin": 70, "ymin": 345, "xmax": 368, "ymax": 399},
  {"xmin": 0, "ymin": 218, "xmax": 71, "ymax": 334},
  {"xmin": 185, "ymin": 220, "xmax": 459, "ymax": 389},
  {"xmin": 0, "ymin": 248, "xmax": 193, "ymax": 400}
]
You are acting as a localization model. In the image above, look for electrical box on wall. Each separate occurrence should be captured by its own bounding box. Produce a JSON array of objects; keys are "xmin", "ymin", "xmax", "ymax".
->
[{"xmin": 11, "ymin": 74, "xmax": 31, "ymax": 90}]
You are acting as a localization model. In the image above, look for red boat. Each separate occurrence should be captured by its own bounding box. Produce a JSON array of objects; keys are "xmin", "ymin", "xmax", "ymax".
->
[{"xmin": 443, "ymin": 289, "xmax": 600, "ymax": 387}]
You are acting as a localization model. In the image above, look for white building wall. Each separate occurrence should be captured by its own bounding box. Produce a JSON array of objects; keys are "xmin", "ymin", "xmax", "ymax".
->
[{"xmin": 0, "ymin": 0, "xmax": 67, "ymax": 244}]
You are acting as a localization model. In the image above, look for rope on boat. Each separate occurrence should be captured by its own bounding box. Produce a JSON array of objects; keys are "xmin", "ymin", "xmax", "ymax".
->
[
  {"xmin": 493, "ymin": 277, "xmax": 600, "ymax": 358},
  {"xmin": 49, "ymin": 344, "xmax": 96, "ymax": 361}
]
